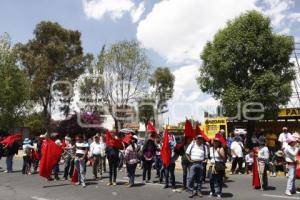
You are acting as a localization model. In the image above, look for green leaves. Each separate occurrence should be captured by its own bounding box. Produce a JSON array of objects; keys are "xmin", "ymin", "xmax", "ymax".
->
[{"xmin": 197, "ymin": 10, "xmax": 295, "ymax": 119}]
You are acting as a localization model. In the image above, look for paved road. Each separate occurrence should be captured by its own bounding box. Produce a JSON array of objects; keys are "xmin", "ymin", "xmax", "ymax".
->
[{"xmin": 0, "ymin": 158, "xmax": 299, "ymax": 200}]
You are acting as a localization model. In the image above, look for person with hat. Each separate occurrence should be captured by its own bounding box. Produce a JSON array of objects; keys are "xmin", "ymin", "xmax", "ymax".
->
[
  {"xmin": 269, "ymin": 150, "xmax": 285, "ymax": 177},
  {"xmin": 257, "ymin": 137, "xmax": 270, "ymax": 190},
  {"xmin": 22, "ymin": 138, "xmax": 34, "ymax": 175},
  {"xmin": 124, "ymin": 135, "xmax": 140, "ymax": 187},
  {"xmin": 209, "ymin": 138, "xmax": 226, "ymax": 199},
  {"xmin": 284, "ymin": 137, "xmax": 299, "ymax": 196},
  {"xmin": 74, "ymin": 135, "xmax": 89, "ymax": 188},
  {"xmin": 279, "ymin": 127, "xmax": 292, "ymax": 150},
  {"xmin": 63, "ymin": 136, "xmax": 75, "ymax": 181},
  {"xmin": 186, "ymin": 135, "xmax": 208, "ymax": 198}
]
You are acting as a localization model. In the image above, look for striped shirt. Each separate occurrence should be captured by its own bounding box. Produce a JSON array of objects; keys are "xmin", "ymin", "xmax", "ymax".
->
[{"xmin": 75, "ymin": 142, "xmax": 89, "ymax": 157}]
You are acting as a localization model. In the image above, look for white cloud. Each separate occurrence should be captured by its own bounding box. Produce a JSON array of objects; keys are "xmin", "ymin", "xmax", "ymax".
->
[
  {"xmin": 165, "ymin": 64, "xmax": 219, "ymax": 124},
  {"xmin": 130, "ymin": 2, "xmax": 145, "ymax": 23},
  {"xmin": 137, "ymin": 0, "xmax": 258, "ymax": 64},
  {"xmin": 82, "ymin": 0, "xmax": 134, "ymax": 21}
]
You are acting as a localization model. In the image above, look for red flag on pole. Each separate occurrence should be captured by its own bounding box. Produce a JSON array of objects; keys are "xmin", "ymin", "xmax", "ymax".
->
[
  {"xmin": 161, "ymin": 129, "xmax": 171, "ymax": 167},
  {"xmin": 71, "ymin": 168, "xmax": 78, "ymax": 184},
  {"xmin": 105, "ymin": 130, "xmax": 123, "ymax": 149},
  {"xmin": 0, "ymin": 133, "xmax": 22, "ymax": 147},
  {"xmin": 195, "ymin": 126, "xmax": 210, "ymax": 142},
  {"xmin": 184, "ymin": 119, "xmax": 196, "ymax": 140},
  {"xmin": 39, "ymin": 138, "xmax": 63, "ymax": 179},
  {"xmin": 215, "ymin": 132, "xmax": 227, "ymax": 146},
  {"xmin": 252, "ymin": 148, "xmax": 261, "ymax": 188},
  {"xmin": 122, "ymin": 133, "xmax": 133, "ymax": 145},
  {"xmin": 147, "ymin": 121, "xmax": 157, "ymax": 137}
]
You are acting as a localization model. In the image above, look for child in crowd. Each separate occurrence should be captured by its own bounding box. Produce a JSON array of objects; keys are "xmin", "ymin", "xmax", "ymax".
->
[{"xmin": 245, "ymin": 151, "xmax": 254, "ymax": 174}]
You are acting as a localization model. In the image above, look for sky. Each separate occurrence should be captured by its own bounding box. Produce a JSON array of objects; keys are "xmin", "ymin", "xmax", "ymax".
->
[{"xmin": 1, "ymin": 0, "xmax": 300, "ymax": 125}]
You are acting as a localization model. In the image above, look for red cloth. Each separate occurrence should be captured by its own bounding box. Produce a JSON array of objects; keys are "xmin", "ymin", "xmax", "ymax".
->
[
  {"xmin": 71, "ymin": 168, "xmax": 78, "ymax": 184},
  {"xmin": 215, "ymin": 133, "xmax": 227, "ymax": 146},
  {"xmin": 184, "ymin": 119, "xmax": 196, "ymax": 140},
  {"xmin": 39, "ymin": 138, "xmax": 63, "ymax": 179},
  {"xmin": 31, "ymin": 149, "xmax": 40, "ymax": 161},
  {"xmin": 252, "ymin": 148, "xmax": 261, "ymax": 188},
  {"xmin": 0, "ymin": 133, "xmax": 22, "ymax": 147},
  {"xmin": 122, "ymin": 133, "xmax": 133, "ymax": 145},
  {"xmin": 105, "ymin": 130, "xmax": 123, "ymax": 149},
  {"xmin": 147, "ymin": 121, "xmax": 157, "ymax": 137},
  {"xmin": 195, "ymin": 126, "xmax": 210, "ymax": 142},
  {"xmin": 161, "ymin": 129, "xmax": 171, "ymax": 167}
]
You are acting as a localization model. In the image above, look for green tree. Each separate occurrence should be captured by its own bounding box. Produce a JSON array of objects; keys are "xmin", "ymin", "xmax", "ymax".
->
[
  {"xmin": 17, "ymin": 21, "xmax": 92, "ymax": 131},
  {"xmin": 197, "ymin": 11, "xmax": 295, "ymax": 145},
  {"xmin": 138, "ymin": 97, "xmax": 155, "ymax": 129},
  {"xmin": 80, "ymin": 40, "xmax": 151, "ymax": 132},
  {"xmin": 0, "ymin": 33, "xmax": 29, "ymax": 130},
  {"xmin": 149, "ymin": 67, "xmax": 175, "ymax": 114}
]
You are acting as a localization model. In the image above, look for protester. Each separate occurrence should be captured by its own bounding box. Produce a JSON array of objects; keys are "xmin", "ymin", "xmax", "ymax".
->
[
  {"xmin": 63, "ymin": 136, "xmax": 75, "ymax": 181},
  {"xmin": 209, "ymin": 138, "xmax": 226, "ymax": 199},
  {"xmin": 284, "ymin": 137, "xmax": 299, "ymax": 196},
  {"xmin": 163, "ymin": 133, "xmax": 178, "ymax": 191},
  {"xmin": 142, "ymin": 134, "xmax": 157, "ymax": 184},
  {"xmin": 99, "ymin": 134, "xmax": 107, "ymax": 173},
  {"xmin": 266, "ymin": 131, "xmax": 278, "ymax": 157},
  {"xmin": 180, "ymin": 137, "xmax": 192, "ymax": 191},
  {"xmin": 257, "ymin": 137, "xmax": 269, "ymax": 191},
  {"xmin": 278, "ymin": 127, "xmax": 292, "ymax": 150},
  {"xmin": 155, "ymin": 137, "xmax": 162, "ymax": 178},
  {"xmin": 75, "ymin": 135, "xmax": 88, "ymax": 188},
  {"xmin": 227, "ymin": 132, "xmax": 234, "ymax": 162},
  {"xmin": 186, "ymin": 135, "xmax": 208, "ymax": 198},
  {"xmin": 106, "ymin": 132, "xmax": 120, "ymax": 186},
  {"xmin": 90, "ymin": 135, "xmax": 104, "ymax": 179},
  {"xmin": 22, "ymin": 138, "xmax": 34, "ymax": 175},
  {"xmin": 53, "ymin": 135, "xmax": 62, "ymax": 180},
  {"xmin": 124, "ymin": 135, "xmax": 139, "ymax": 187},
  {"xmin": 230, "ymin": 136, "xmax": 244, "ymax": 174},
  {"xmin": 245, "ymin": 151, "xmax": 253, "ymax": 174}
]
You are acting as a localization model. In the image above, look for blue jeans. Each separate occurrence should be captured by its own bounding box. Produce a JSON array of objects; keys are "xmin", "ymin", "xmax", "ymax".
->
[
  {"xmin": 165, "ymin": 163, "xmax": 176, "ymax": 188},
  {"xmin": 6, "ymin": 154, "xmax": 14, "ymax": 172},
  {"xmin": 209, "ymin": 172, "xmax": 223, "ymax": 195},
  {"xmin": 188, "ymin": 162, "xmax": 203, "ymax": 194},
  {"xmin": 127, "ymin": 163, "xmax": 137, "ymax": 185},
  {"xmin": 182, "ymin": 159, "xmax": 190, "ymax": 188},
  {"xmin": 286, "ymin": 165, "xmax": 296, "ymax": 193},
  {"xmin": 75, "ymin": 158, "xmax": 86, "ymax": 185},
  {"xmin": 155, "ymin": 155, "xmax": 162, "ymax": 176}
]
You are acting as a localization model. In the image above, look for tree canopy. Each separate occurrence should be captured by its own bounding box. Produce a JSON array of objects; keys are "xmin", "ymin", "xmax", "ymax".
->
[{"xmin": 197, "ymin": 10, "xmax": 295, "ymax": 119}]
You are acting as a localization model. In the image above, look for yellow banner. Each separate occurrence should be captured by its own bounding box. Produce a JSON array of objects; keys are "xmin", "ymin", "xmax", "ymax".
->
[{"xmin": 278, "ymin": 108, "xmax": 300, "ymax": 117}]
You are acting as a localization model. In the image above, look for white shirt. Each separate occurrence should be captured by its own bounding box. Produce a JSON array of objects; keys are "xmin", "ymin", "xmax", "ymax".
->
[
  {"xmin": 278, "ymin": 132, "xmax": 292, "ymax": 149},
  {"xmin": 245, "ymin": 154, "xmax": 253, "ymax": 164},
  {"xmin": 231, "ymin": 141, "xmax": 244, "ymax": 158},
  {"xmin": 210, "ymin": 147, "xmax": 223, "ymax": 164},
  {"xmin": 258, "ymin": 146, "xmax": 269, "ymax": 163},
  {"xmin": 186, "ymin": 141, "xmax": 208, "ymax": 162},
  {"xmin": 90, "ymin": 141, "xmax": 106, "ymax": 156},
  {"xmin": 284, "ymin": 145, "xmax": 299, "ymax": 163}
]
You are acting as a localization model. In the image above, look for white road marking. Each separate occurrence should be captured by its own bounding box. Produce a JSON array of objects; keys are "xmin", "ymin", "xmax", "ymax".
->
[
  {"xmin": 31, "ymin": 196, "xmax": 51, "ymax": 200},
  {"xmin": 263, "ymin": 194, "xmax": 300, "ymax": 199}
]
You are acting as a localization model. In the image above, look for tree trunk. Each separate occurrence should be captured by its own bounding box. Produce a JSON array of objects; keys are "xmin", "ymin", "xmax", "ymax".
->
[
  {"xmin": 43, "ymin": 106, "xmax": 51, "ymax": 133},
  {"xmin": 246, "ymin": 120, "xmax": 256, "ymax": 149}
]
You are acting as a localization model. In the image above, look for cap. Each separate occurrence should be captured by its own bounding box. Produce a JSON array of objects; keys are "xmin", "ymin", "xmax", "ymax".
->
[
  {"xmin": 220, "ymin": 129, "xmax": 225, "ymax": 133},
  {"xmin": 132, "ymin": 135, "xmax": 138, "ymax": 140},
  {"xmin": 283, "ymin": 127, "xmax": 288, "ymax": 130},
  {"xmin": 65, "ymin": 136, "xmax": 71, "ymax": 141},
  {"xmin": 196, "ymin": 135, "xmax": 203, "ymax": 140},
  {"xmin": 287, "ymin": 137, "xmax": 297, "ymax": 144}
]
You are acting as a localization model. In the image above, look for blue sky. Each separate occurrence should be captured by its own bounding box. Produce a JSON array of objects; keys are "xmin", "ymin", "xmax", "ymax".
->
[{"xmin": 1, "ymin": 0, "xmax": 300, "ymax": 124}]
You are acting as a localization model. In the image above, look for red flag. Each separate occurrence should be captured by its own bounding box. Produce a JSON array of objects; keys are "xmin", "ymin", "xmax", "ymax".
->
[
  {"xmin": 184, "ymin": 119, "xmax": 196, "ymax": 140},
  {"xmin": 215, "ymin": 132, "xmax": 227, "ymax": 146},
  {"xmin": 195, "ymin": 126, "xmax": 210, "ymax": 142},
  {"xmin": 252, "ymin": 148, "xmax": 261, "ymax": 188},
  {"xmin": 147, "ymin": 121, "xmax": 157, "ymax": 136},
  {"xmin": 0, "ymin": 133, "xmax": 22, "ymax": 147},
  {"xmin": 122, "ymin": 133, "xmax": 133, "ymax": 145},
  {"xmin": 161, "ymin": 129, "xmax": 171, "ymax": 167},
  {"xmin": 71, "ymin": 168, "xmax": 78, "ymax": 184},
  {"xmin": 39, "ymin": 138, "xmax": 63, "ymax": 179},
  {"xmin": 105, "ymin": 130, "xmax": 123, "ymax": 149}
]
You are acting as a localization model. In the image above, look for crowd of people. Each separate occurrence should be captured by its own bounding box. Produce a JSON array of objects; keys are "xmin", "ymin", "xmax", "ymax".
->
[{"xmin": 1, "ymin": 124, "xmax": 300, "ymax": 199}]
